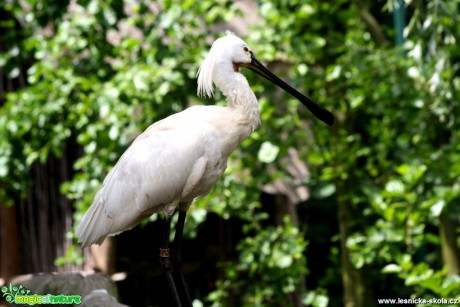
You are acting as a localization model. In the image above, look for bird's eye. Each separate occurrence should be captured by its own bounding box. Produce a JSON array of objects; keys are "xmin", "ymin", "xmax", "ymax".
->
[{"xmin": 243, "ymin": 46, "xmax": 249, "ymax": 52}]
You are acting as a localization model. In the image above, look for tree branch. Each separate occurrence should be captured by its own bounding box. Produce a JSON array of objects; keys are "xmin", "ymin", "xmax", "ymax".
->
[{"xmin": 355, "ymin": 0, "xmax": 391, "ymax": 47}]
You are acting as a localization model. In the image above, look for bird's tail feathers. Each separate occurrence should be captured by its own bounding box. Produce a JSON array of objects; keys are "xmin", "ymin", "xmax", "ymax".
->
[{"xmin": 76, "ymin": 196, "xmax": 108, "ymax": 247}]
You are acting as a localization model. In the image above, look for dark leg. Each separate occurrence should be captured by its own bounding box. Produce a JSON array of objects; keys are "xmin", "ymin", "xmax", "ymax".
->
[
  {"xmin": 173, "ymin": 209, "xmax": 193, "ymax": 306},
  {"xmin": 159, "ymin": 216, "xmax": 182, "ymax": 307}
]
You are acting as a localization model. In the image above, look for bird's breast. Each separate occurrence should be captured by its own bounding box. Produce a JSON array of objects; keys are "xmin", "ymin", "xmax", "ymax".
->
[{"xmin": 181, "ymin": 141, "xmax": 228, "ymax": 202}]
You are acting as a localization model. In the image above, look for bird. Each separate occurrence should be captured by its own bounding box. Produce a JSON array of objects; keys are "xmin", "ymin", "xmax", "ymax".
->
[{"xmin": 76, "ymin": 31, "xmax": 333, "ymax": 306}]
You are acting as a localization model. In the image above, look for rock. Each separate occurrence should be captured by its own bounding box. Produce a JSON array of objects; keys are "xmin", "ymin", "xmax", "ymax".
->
[
  {"xmin": 6, "ymin": 272, "xmax": 128, "ymax": 307},
  {"xmin": 81, "ymin": 289, "xmax": 129, "ymax": 307}
]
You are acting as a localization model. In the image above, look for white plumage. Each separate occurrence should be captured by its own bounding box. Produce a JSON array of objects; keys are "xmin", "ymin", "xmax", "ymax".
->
[
  {"xmin": 76, "ymin": 31, "xmax": 333, "ymax": 248},
  {"xmin": 77, "ymin": 33, "xmax": 260, "ymax": 247}
]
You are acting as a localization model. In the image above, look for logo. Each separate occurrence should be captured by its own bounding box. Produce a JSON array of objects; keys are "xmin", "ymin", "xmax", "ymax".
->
[{"xmin": 1, "ymin": 283, "xmax": 81, "ymax": 305}]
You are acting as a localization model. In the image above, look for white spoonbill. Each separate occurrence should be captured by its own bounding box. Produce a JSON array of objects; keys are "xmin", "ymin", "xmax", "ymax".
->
[{"xmin": 76, "ymin": 31, "xmax": 333, "ymax": 306}]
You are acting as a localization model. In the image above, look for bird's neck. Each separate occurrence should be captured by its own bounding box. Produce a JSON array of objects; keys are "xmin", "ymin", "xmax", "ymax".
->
[{"xmin": 214, "ymin": 66, "xmax": 260, "ymax": 133}]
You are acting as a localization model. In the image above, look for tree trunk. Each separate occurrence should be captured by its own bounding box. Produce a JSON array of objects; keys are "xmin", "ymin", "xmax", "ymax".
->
[
  {"xmin": 439, "ymin": 214, "xmax": 460, "ymax": 275},
  {"xmin": 270, "ymin": 193, "xmax": 304, "ymax": 307},
  {"xmin": 17, "ymin": 147, "xmax": 80, "ymax": 273},
  {"xmin": 338, "ymin": 198, "xmax": 374, "ymax": 307},
  {"xmin": 0, "ymin": 204, "xmax": 20, "ymax": 281}
]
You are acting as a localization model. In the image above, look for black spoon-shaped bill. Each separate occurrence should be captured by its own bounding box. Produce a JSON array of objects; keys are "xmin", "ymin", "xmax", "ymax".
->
[{"xmin": 241, "ymin": 52, "xmax": 334, "ymax": 126}]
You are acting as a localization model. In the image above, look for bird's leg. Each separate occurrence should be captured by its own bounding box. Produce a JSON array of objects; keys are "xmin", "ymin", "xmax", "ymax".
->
[
  {"xmin": 159, "ymin": 216, "xmax": 182, "ymax": 307},
  {"xmin": 173, "ymin": 209, "xmax": 193, "ymax": 306}
]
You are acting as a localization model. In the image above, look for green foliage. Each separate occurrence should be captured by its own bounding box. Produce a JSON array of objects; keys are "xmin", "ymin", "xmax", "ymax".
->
[
  {"xmin": 2, "ymin": 0, "xmax": 460, "ymax": 305},
  {"xmin": 383, "ymin": 258, "xmax": 460, "ymax": 302},
  {"xmin": 207, "ymin": 217, "xmax": 310, "ymax": 306}
]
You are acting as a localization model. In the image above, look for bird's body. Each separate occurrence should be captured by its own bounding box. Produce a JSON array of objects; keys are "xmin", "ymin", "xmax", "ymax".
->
[
  {"xmin": 77, "ymin": 36, "xmax": 260, "ymax": 246},
  {"xmin": 76, "ymin": 32, "xmax": 333, "ymax": 305}
]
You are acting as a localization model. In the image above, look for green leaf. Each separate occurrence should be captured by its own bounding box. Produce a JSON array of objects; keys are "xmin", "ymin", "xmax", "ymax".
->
[
  {"xmin": 257, "ymin": 141, "xmax": 279, "ymax": 163},
  {"xmin": 382, "ymin": 264, "xmax": 402, "ymax": 274},
  {"xmin": 385, "ymin": 180, "xmax": 405, "ymax": 194},
  {"xmin": 276, "ymin": 255, "xmax": 293, "ymax": 268},
  {"xmin": 318, "ymin": 184, "xmax": 336, "ymax": 198}
]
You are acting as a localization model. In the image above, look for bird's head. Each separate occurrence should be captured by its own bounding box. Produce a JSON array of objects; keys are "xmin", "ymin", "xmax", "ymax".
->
[
  {"xmin": 197, "ymin": 31, "xmax": 251, "ymax": 99},
  {"xmin": 197, "ymin": 32, "xmax": 334, "ymax": 126}
]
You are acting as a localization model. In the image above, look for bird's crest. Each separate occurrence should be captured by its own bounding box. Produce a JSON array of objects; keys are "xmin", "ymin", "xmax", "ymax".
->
[{"xmin": 197, "ymin": 31, "xmax": 237, "ymax": 98}]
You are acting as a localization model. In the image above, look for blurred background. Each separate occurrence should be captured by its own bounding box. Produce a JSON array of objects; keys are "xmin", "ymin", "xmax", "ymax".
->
[{"xmin": 0, "ymin": 0, "xmax": 459, "ymax": 306}]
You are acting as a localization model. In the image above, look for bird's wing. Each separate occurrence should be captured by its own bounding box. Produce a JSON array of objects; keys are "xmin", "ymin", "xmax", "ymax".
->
[{"xmin": 76, "ymin": 116, "xmax": 219, "ymax": 247}]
